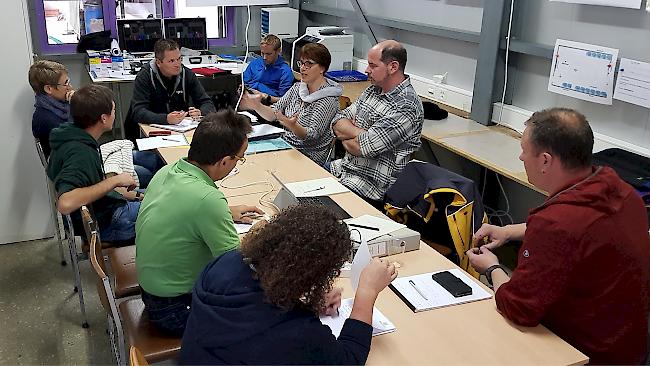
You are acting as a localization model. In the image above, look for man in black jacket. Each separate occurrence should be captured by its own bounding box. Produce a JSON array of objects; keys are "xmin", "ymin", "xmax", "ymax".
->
[{"xmin": 125, "ymin": 39, "xmax": 216, "ymax": 141}]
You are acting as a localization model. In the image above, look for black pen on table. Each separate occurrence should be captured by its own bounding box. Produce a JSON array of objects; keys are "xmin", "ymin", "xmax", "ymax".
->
[{"xmin": 348, "ymin": 223, "xmax": 380, "ymax": 231}]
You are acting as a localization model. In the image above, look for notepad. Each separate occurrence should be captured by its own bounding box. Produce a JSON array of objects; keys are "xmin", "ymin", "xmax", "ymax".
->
[
  {"xmin": 389, "ymin": 268, "xmax": 492, "ymax": 312},
  {"xmin": 245, "ymin": 137, "xmax": 292, "ymax": 154},
  {"xmin": 284, "ymin": 177, "xmax": 350, "ymax": 197},
  {"xmin": 136, "ymin": 134, "xmax": 189, "ymax": 151},
  {"xmin": 151, "ymin": 118, "xmax": 199, "ymax": 133},
  {"xmin": 248, "ymin": 123, "xmax": 284, "ymax": 140},
  {"xmin": 320, "ymin": 298, "xmax": 395, "ymax": 337}
]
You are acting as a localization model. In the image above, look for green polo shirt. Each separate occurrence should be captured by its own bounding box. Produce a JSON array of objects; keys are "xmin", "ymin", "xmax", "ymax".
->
[{"xmin": 136, "ymin": 158, "xmax": 239, "ymax": 297}]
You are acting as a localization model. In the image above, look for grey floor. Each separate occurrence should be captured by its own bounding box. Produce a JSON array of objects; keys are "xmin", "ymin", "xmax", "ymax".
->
[{"xmin": 0, "ymin": 236, "xmax": 115, "ymax": 365}]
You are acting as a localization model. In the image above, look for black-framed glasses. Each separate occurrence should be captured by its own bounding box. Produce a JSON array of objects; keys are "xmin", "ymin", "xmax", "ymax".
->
[{"xmin": 297, "ymin": 59, "xmax": 317, "ymax": 69}]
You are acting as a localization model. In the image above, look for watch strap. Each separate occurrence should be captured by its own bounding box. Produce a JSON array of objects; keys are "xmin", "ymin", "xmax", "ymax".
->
[{"xmin": 485, "ymin": 264, "xmax": 506, "ymax": 286}]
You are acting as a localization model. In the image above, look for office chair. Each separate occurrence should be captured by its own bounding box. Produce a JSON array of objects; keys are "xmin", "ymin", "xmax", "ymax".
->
[
  {"xmin": 129, "ymin": 346, "xmax": 149, "ymax": 366},
  {"xmin": 34, "ymin": 138, "xmax": 66, "ymax": 266}
]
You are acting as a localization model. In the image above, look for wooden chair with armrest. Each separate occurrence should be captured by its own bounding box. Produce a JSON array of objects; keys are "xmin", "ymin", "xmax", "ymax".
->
[{"xmin": 83, "ymin": 206, "xmax": 181, "ymax": 366}]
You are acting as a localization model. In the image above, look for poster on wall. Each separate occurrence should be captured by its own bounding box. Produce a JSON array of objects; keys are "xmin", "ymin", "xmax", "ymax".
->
[
  {"xmin": 550, "ymin": 0, "xmax": 642, "ymax": 9},
  {"xmin": 613, "ymin": 58, "xmax": 650, "ymax": 109},
  {"xmin": 547, "ymin": 39, "xmax": 618, "ymax": 105}
]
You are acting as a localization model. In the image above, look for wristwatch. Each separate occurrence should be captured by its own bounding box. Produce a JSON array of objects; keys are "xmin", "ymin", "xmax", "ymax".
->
[
  {"xmin": 485, "ymin": 264, "xmax": 506, "ymax": 286},
  {"xmin": 264, "ymin": 94, "xmax": 272, "ymax": 105}
]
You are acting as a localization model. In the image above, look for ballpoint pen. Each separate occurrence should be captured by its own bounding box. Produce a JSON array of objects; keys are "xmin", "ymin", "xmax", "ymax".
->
[
  {"xmin": 162, "ymin": 137, "xmax": 181, "ymax": 142},
  {"xmin": 303, "ymin": 186, "xmax": 325, "ymax": 193},
  {"xmin": 409, "ymin": 280, "xmax": 428, "ymax": 300}
]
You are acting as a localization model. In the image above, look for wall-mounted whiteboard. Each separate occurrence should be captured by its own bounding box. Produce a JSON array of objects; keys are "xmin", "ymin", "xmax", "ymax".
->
[{"xmin": 186, "ymin": 0, "xmax": 288, "ymax": 6}]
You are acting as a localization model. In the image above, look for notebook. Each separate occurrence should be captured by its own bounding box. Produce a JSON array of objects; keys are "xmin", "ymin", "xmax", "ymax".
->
[
  {"xmin": 150, "ymin": 118, "xmax": 199, "ymax": 133},
  {"xmin": 389, "ymin": 268, "xmax": 492, "ymax": 313},
  {"xmin": 320, "ymin": 298, "xmax": 395, "ymax": 337}
]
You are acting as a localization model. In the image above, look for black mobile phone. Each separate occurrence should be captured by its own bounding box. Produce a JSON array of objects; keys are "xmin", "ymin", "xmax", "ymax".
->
[{"xmin": 432, "ymin": 271, "xmax": 472, "ymax": 297}]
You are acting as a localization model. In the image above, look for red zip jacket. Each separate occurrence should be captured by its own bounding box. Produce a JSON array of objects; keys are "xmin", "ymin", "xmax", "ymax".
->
[{"xmin": 496, "ymin": 166, "xmax": 650, "ymax": 365}]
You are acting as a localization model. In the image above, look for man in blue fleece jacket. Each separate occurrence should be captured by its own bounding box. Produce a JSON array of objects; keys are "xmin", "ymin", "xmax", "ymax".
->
[{"xmin": 243, "ymin": 34, "xmax": 294, "ymax": 103}]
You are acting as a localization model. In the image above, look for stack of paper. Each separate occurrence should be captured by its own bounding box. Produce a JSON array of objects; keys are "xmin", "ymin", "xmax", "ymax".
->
[
  {"xmin": 150, "ymin": 118, "xmax": 199, "ymax": 133},
  {"xmin": 344, "ymin": 215, "xmax": 406, "ymax": 242},
  {"xmin": 249, "ymin": 123, "xmax": 285, "ymax": 140},
  {"xmin": 284, "ymin": 177, "xmax": 350, "ymax": 197},
  {"xmin": 390, "ymin": 268, "xmax": 491, "ymax": 312},
  {"xmin": 320, "ymin": 298, "xmax": 396, "ymax": 337},
  {"xmin": 136, "ymin": 134, "xmax": 189, "ymax": 151}
]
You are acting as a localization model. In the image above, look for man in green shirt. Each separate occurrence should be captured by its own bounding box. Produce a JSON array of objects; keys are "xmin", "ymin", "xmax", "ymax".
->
[{"xmin": 136, "ymin": 109, "xmax": 263, "ymax": 336}]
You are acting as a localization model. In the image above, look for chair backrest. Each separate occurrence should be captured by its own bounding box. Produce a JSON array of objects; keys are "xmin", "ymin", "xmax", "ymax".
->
[
  {"xmin": 129, "ymin": 346, "xmax": 149, "ymax": 366},
  {"xmin": 34, "ymin": 138, "xmax": 48, "ymax": 168},
  {"xmin": 81, "ymin": 206, "xmax": 112, "ymax": 312}
]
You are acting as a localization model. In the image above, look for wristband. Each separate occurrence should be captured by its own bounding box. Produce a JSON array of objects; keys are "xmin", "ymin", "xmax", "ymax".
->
[{"xmin": 485, "ymin": 264, "xmax": 506, "ymax": 286}]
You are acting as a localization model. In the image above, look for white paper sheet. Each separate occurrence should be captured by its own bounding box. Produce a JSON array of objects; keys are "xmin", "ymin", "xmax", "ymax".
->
[
  {"xmin": 249, "ymin": 123, "xmax": 285, "ymax": 140},
  {"xmin": 350, "ymin": 240, "xmax": 371, "ymax": 293},
  {"xmin": 550, "ymin": 0, "xmax": 641, "ymax": 9},
  {"xmin": 548, "ymin": 39, "xmax": 618, "ymax": 105},
  {"xmin": 283, "ymin": 177, "xmax": 350, "ymax": 197},
  {"xmin": 344, "ymin": 215, "xmax": 406, "ymax": 242},
  {"xmin": 614, "ymin": 58, "xmax": 650, "ymax": 109},
  {"xmin": 136, "ymin": 134, "xmax": 189, "ymax": 151},
  {"xmin": 390, "ymin": 268, "xmax": 491, "ymax": 312},
  {"xmin": 319, "ymin": 298, "xmax": 395, "ymax": 338},
  {"xmin": 238, "ymin": 111, "xmax": 258, "ymax": 123},
  {"xmin": 151, "ymin": 118, "xmax": 199, "ymax": 133}
]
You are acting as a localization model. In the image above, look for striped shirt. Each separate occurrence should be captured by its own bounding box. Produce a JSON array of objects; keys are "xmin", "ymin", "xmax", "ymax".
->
[
  {"xmin": 272, "ymin": 81, "xmax": 340, "ymax": 165},
  {"xmin": 330, "ymin": 76, "xmax": 424, "ymax": 201}
]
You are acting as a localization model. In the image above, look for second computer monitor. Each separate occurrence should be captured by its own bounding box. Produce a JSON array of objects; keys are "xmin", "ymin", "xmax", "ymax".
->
[
  {"xmin": 117, "ymin": 18, "xmax": 163, "ymax": 53},
  {"xmin": 163, "ymin": 18, "xmax": 207, "ymax": 50}
]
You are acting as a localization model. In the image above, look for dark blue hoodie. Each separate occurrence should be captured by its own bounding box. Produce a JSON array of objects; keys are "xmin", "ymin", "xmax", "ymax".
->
[{"xmin": 180, "ymin": 250, "xmax": 373, "ymax": 365}]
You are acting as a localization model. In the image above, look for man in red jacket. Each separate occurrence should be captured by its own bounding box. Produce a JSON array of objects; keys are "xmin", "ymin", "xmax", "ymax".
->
[{"xmin": 467, "ymin": 108, "xmax": 650, "ymax": 365}]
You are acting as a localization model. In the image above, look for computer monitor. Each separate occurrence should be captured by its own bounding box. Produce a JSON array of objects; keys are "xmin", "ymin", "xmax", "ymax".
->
[
  {"xmin": 163, "ymin": 18, "xmax": 207, "ymax": 50},
  {"xmin": 117, "ymin": 18, "xmax": 163, "ymax": 53}
]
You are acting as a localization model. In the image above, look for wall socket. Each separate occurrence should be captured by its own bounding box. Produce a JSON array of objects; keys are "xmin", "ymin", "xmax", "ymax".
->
[{"xmin": 427, "ymin": 83, "xmax": 473, "ymax": 112}]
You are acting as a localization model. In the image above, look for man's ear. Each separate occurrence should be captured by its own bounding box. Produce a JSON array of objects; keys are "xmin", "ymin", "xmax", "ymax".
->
[
  {"xmin": 43, "ymin": 85, "xmax": 54, "ymax": 95},
  {"xmin": 542, "ymin": 152, "xmax": 553, "ymax": 167}
]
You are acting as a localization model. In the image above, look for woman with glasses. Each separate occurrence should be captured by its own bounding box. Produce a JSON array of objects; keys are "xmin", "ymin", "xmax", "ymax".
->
[
  {"xmin": 239, "ymin": 43, "xmax": 342, "ymax": 165},
  {"xmin": 180, "ymin": 204, "xmax": 397, "ymax": 365}
]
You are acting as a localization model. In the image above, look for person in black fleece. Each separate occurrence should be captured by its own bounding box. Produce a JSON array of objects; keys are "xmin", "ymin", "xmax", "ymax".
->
[
  {"xmin": 124, "ymin": 38, "xmax": 215, "ymax": 141},
  {"xmin": 180, "ymin": 205, "xmax": 398, "ymax": 365}
]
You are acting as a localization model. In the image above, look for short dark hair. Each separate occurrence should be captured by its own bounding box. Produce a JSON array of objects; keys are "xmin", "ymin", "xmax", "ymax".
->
[
  {"xmin": 240, "ymin": 205, "xmax": 352, "ymax": 313},
  {"xmin": 300, "ymin": 43, "xmax": 332, "ymax": 71},
  {"xmin": 380, "ymin": 43, "xmax": 407, "ymax": 72},
  {"xmin": 525, "ymin": 108, "xmax": 594, "ymax": 170},
  {"xmin": 188, "ymin": 109, "xmax": 252, "ymax": 165},
  {"xmin": 70, "ymin": 85, "xmax": 114, "ymax": 129},
  {"xmin": 154, "ymin": 39, "xmax": 179, "ymax": 60},
  {"xmin": 28, "ymin": 60, "xmax": 68, "ymax": 94}
]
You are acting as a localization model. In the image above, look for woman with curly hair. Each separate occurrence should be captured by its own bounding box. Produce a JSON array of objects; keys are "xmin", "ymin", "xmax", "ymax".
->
[{"xmin": 180, "ymin": 204, "xmax": 397, "ymax": 365}]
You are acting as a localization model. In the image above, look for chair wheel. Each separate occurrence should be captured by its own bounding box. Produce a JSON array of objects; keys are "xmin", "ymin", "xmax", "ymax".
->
[
  {"xmin": 73, "ymin": 286, "xmax": 78, "ymax": 292},
  {"xmin": 61, "ymin": 260, "xmax": 67, "ymax": 266},
  {"xmin": 82, "ymin": 322, "xmax": 89, "ymax": 329}
]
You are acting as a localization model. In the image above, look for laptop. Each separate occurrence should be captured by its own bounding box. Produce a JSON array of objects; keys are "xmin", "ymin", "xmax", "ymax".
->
[{"xmin": 270, "ymin": 171, "xmax": 351, "ymax": 220}]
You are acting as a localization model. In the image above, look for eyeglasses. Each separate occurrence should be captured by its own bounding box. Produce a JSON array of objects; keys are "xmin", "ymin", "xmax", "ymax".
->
[
  {"xmin": 51, "ymin": 79, "xmax": 71, "ymax": 88},
  {"xmin": 297, "ymin": 59, "xmax": 317, "ymax": 69},
  {"xmin": 234, "ymin": 154, "xmax": 246, "ymax": 165}
]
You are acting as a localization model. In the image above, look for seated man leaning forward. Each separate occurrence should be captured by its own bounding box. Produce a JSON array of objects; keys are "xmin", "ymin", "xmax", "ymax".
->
[
  {"xmin": 136, "ymin": 109, "xmax": 263, "ymax": 336},
  {"xmin": 124, "ymin": 38, "xmax": 216, "ymax": 141},
  {"xmin": 47, "ymin": 85, "xmax": 140, "ymax": 242},
  {"xmin": 467, "ymin": 108, "xmax": 650, "ymax": 365},
  {"xmin": 180, "ymin": 205, "xmax": 397, "ymax": 365},
  {"xmin": 330, "ymin": 40, "xmax": 424, "ymax": 205}
]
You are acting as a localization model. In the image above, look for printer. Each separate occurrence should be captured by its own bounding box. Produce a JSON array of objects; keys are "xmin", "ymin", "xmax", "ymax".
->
[{"xmin": 291, "ymin": 26, "xmax": 353, "ymax": 72}]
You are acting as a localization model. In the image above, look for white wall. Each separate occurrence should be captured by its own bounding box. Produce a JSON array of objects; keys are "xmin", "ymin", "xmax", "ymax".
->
[{"xmin": 0, "ymin": 0, "xmax": 54, "ymax": 244}]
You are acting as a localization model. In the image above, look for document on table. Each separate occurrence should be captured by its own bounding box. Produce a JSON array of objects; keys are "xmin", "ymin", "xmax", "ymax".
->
[
  {"xmin": 151, "ymin": 118, "xmax": 199, "ymax": 133},
  {"xmin": 614, "ymin": 58, "xmax": 650, "ymax": 109},
  {"xmin": 344, "ymin": 215, "xmax": 406, "ymax": 242},
  {"xmin": 390, "ymin": 268, "xmax": 491, "ymax": 313},
  {"xmin": 249, "ymin": 123, "xmax": 285, "ymax": 140},
  {"xmin": 136, "ymin": 134, "xmax": 189, "ymax": 151},
  {"xmin": 245, "ymin": 137, "xmax": 292, "ymax": 155},
  {"xmin": 320, "ymin": 298, "xmax": 395, "ymax": 338},
  {"xmin": 284, "ymin": 177, "xmax": 350, "ymax": 197}
]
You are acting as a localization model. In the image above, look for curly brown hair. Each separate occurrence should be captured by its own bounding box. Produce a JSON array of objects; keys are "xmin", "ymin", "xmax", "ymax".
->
[{"xmin": 240, "ymin": 204, "xmax": 351, "ymax": 313}]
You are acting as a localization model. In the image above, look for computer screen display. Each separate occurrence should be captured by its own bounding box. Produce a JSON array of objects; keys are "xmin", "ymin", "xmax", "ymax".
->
[
  {"xmin": 163, "ymin": 18, "xmax": 207, "ymax": 50},
  {"xmin": 117, "ymin": 19, "xmax": 163, "ymax": 53}
]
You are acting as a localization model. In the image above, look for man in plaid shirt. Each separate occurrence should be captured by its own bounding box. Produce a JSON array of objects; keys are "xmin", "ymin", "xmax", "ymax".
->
[{"xmin": 330, "ymin": 40, "xmax": 424, "ymax": 204}]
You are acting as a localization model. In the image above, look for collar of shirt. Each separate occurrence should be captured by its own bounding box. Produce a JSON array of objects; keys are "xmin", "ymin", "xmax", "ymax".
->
[{"xmin": 176, "ymin": 158, "xmax": 217, "ymax": 187}]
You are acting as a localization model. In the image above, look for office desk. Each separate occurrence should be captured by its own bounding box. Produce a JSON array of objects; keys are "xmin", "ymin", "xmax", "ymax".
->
[{"xmin": 220, "ymin": 161, "xmax": 587, "ymax": 366}]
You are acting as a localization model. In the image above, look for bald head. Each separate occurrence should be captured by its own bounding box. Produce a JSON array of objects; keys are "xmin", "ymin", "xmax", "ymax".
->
[
  {"xmin": 372, "ymin": 40, "xmax": 407, "ymax": 72},
  {"xmin": 525, "ymin": 108, "xmax": 594, "ymax": 170}
]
